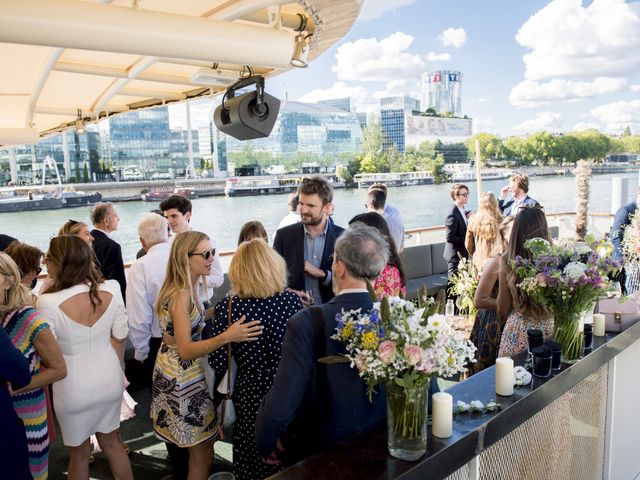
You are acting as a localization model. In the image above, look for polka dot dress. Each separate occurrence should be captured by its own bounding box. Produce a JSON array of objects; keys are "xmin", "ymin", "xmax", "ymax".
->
[{"xmin": 210, "ymin": 291, "xmax": 302, "ymax": 480}]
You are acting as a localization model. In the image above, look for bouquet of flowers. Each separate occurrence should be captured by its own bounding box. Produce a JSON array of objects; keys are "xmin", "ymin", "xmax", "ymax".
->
[
  {"xmin": 622, "ymin": 213, "xmax": 640, "ymax": 263},
  {"xmin": 514, "ymin": 237, "xmax": 619, "ymax": 362},
  {"xmin": 330, "ymin": 295, "xmax": 476, "ymax": 460},
  {"xmin": 448, "ymin": 257, "xmax": 479, "ymax": 318}
]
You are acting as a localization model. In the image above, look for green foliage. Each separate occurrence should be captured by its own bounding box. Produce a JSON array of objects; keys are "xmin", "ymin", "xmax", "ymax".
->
[
  {"xmin": 335, "ymin": 164, "xmax": 353, "ymax": 183},
  {"xmin": 82, "ymin": 162, "xmax": 89, "ymax": 183}
]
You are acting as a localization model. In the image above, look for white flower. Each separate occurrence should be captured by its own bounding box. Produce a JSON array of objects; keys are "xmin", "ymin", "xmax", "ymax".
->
[
  {"xmin": 470, "ymin": 400, "xmax": 484, "ymax": 411},
  {"xmin": 513, "ymin": 366, "xmax": 532, "ymax": 386},
  {"xmin": 563, "ymin": 261, "xmax": 587, "ymax": 280},
  {"xmin": 456, "ymin": 400, "xmax": 470, "ymax": 412},
  {"xmin": 574, "ymin": 244, "xmax": 592, "ymax": 256}
]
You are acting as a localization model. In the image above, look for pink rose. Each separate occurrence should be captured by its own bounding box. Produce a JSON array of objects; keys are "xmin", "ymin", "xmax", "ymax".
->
[
  {"xmin": 404, "ymin": 345, "xmax": 423, "ymax": 366},
  {"xmin": 418, "ymin": 350, "xmax": 435, "ymax": 374},
  {"xmin": 535, "ymin": 272, "xmax": 547, "ymax": 286},
  {"xmin": 379, "ymin": 340, "xmax": 396, "ymax": 365}
]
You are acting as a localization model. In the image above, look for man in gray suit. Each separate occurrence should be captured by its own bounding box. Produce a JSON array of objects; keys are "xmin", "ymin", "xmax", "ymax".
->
[{"xmin": 256, "ymin": 225, "xmax": 389, "ymax": 465}]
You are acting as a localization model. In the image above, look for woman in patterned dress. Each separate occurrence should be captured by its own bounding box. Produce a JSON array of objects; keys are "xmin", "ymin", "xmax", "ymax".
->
[
  {"xmin": 151, "ymin": 231, "xmax": 263, "ymax": 480},
  {"xmin": 209, "ymin": 238, "xmax": 302, "ymax": 480},
  {"xmin": 0, "ymin": 252, "xmax": 66, "ymax": 480},
  {"xmin": 497, "ymin": 207, "xmax": 553, "ymax": 358},
  {"xmin": 349, "ymin": 212, "xmax": 407, "ymax": 298}
]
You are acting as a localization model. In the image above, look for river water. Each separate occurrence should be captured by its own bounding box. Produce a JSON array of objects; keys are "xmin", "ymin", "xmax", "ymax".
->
[{"xmin": 1, "ymin": 172, "xmax": 636, "ymax": 263}]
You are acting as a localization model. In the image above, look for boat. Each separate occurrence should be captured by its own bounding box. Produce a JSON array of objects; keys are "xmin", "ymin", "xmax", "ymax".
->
[
  {"xmin": 354, "ymin": 172, "xmax": 434, "ymax": 189},
  {"xmin": 0, "ymin": 193, "xmax": 63, "ymax": 213},
  {"xmin": 141, "ymin": 187, "xmax": 197, "ymax": 202},
  {"xmin": 224, "ymin": 177, "xmax": 299, "ymax": 196},
  {"xmin": 60, "ymin": 190, "xmax": 102, "ymax": 206},
  {"xmin": 450, "ymin": 169, "xmax": 513, "ymax": 182}
]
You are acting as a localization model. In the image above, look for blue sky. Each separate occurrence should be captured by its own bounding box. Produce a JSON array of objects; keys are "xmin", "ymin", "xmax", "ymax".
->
[{"xmin": 172, "ymin": 0, "xmax": 640, "ymax": 137}]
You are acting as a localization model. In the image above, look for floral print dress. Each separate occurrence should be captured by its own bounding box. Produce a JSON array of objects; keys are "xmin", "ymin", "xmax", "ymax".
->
[
  {"xmin": 374, "ymin": 264, "xmax": 406, "ymax": 298},
  {"xmin": 151, "ymin": 302, "xmax": 215, "ymax": 447},
  {"xmin": 498, "ymin": 311, "xmax": 554, "ymax": 358}
]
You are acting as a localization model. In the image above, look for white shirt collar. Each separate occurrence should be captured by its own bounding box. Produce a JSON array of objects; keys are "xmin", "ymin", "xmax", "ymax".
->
[{"xmin": 337, "ymin": 288, "xmax": 369, "ymax": 295}]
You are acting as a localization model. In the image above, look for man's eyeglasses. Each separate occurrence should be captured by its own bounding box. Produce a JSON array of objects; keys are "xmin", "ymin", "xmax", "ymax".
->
[
  {"xmin": 189, "ymin": 249, "xmax": 216, "ymax": 260},
  {"xmin": 456, "ymin": 192, "xmax": 469, "ymax": 197}
]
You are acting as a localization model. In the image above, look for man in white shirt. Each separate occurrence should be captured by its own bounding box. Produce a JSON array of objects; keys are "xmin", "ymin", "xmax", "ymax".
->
[
  {"xmin": 126, "ymin": 212, "xmax": 170, "ymax": 389},
  {"xmin": 273, "ymin": 192, "xmax": 301, "ymax": 241},
  {"xmin": 366, "ymin": 187, "xmax": 405, "ymax": 252},
  {"xmin": 159, "ymin": 195, "xmax": 224, "ymax": 302}
]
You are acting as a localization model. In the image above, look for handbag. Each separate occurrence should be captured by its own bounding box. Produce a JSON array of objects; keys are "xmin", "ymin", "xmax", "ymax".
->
[
  {"xmin": 597, "ymin": 296, "xmax": 640, "ymax": 333},
  {"xmin": 217, "ymin": 297, "xmax": 237, "ymax": 436}
]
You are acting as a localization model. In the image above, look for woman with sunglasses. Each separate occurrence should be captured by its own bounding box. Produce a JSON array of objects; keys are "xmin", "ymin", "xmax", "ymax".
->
[
  {"xmin": 4, "ymin": 240, "xmax": 43, "ymax": 295},
  {"xmin": 58, "ymin": 219, "xmax": 94, "ymax": 247},
  {"xmin": 151, "ymin": 231, "xmax": 263, "ymax": 480},
  {"xmin": 1, "ymin": 252, "xmax": 66, "ymax": 480}
]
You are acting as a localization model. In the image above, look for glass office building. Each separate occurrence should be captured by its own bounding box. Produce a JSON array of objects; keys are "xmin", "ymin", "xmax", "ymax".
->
[
  {"xmin": 222, "ymin": 100, "xmax": 363, "ymax": 164},
  {"xmin": 380, "ymin": 96, "xmax": 420, "ymax": 153}
]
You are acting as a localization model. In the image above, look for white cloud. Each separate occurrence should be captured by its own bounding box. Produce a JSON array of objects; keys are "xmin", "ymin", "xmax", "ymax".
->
[
  {"xmin": 512, "ymin": 112, "xmax": 564, "ymax": 133},
  {"xmin": 440, "ymin": 28, "xmax": 467, "ymax": 48},
  {"xmin": 516, "ymin": 0, "xmax": 640, "ymax": 80},
  {"xmin": 426, "ymin": 52, "xmax": 452, "ymax": 62},
  {"xmin": 359, "ymin": 0, "xmax": 418, "ymax": 21},
  {"xmin": 590, "ymin": 99, "xmax": 640, "ymax": 133},
  {"xmin": 572, "ymin": 121, "xmax": 601, "ymax": 132},
  {"xmin": 386, "ymin": 79, "xmax": 408, "ymax": 90},
  {"xmin": 299, "ymin": 82, "xmax": 382, "ymax": 114},
  {"xmin": 332, "ymin": 32, "xmax": 425, "ymax": 82},
  {"xmin": 470, "ymin": 97, "xmax": 490, "ymax": 103},
  {"xmin": 472, "ymin": 118, "xmax": 496, "ymax": 134},
  {"xmin": 630, "ymin": 84, "xmax": 640, "ymax": 92},
  {"xmin": 168, "ymin": 97, "xmax": 215, "ymax": 129},
  {"xmin": 509, "ymin": 77, "xmax": 627, "ymax": 108}
]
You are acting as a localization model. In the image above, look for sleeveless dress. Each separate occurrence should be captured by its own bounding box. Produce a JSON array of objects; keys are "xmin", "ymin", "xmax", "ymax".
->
[
  {"xmin": 151, "ymin": 302, "xmax": 215, "ymax": 447},
  {"xmin": 209, "ymin": 291, "xmax": 302, "ymax": 480},
  {"xmin": 2, "ymin": 306, "xmax": 50, "ymax": 480},
  {"xmin": 36, "ymin": 280, "xmax": 128, "ymax": 446},
  {"xmin": 498, "ymin": 311, "xmax": 554, "ymax": 358}
]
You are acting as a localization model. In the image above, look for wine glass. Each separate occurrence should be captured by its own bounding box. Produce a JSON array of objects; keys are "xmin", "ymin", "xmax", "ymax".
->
[{"xmin": 304, "ymin": 289, "xmax": 315, "ymax": 306}]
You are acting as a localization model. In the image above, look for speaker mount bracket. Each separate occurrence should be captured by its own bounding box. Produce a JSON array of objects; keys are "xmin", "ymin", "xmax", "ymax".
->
[{"xmin": 223, "ymin": 75, "xmax": 266, "ymax": 117}]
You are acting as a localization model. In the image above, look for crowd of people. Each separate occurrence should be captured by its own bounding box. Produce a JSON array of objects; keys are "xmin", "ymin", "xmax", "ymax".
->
[{"xmin": 0, "ymin": 172, "xmax": 629, "ymax": 479}]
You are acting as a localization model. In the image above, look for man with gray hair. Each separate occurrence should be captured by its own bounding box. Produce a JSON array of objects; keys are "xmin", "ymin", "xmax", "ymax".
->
[
  {"xmin": 90, "ymin": 202, "xmax": 126, "ymax": 301},
  {"xmin": 256, "ymin": 224, "xmax": 389, "ymax": 465},
  {"xmin": 125, "ymin": 212, "xmax": 170, "ymax": 390}
]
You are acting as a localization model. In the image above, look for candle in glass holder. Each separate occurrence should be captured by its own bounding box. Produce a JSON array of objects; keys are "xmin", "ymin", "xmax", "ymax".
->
[
  {"xmin": 431, "ymin": 392, "xmax": 453, "ymax": 438},
  {"xmin": 593, "ymin": 313, "xmax": 605, "ymax": 337},
  {"xmin": 495, "ymin": 357, "xmax": 514, "ymax": 396}
]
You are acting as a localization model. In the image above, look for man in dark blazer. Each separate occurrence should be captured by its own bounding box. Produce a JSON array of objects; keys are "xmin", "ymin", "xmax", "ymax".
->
[
  {"xmin": 256, "ymin": 225, "xmax": 388, "ymax": 465},
  {"xmin": 274, "ymin": 176, "xmax": 344, "ymax": 305},
  {"xmin": 611, "ymin": 188, "xmax": 640, "ymax": 293},
  {"xmin": 444, "ymin": 183, "xmax": 470, "ymax": 280},
  {"xmin": 498, "ymin": 173, "xmax": 540, "ymax": 216},
  {"xmin": 90, "ymin": 202, "xmax": 127, "ymax": 301}
]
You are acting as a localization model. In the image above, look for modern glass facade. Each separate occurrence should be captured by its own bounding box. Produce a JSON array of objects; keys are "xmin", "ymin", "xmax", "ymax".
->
[
  {"xmin": 380, "ymin": 96, "xmax": 420, "ymax": 153},
  {"xmin": 221, "ymin": 100, "xmax": 362, "ymax": 164},
  {"xmin": 318, "ymin": 97, "xmax": 351, "ymax": 112},
  {"xmin": 419, "ymin": 71, "xmax": 463, "ymax": 116}
]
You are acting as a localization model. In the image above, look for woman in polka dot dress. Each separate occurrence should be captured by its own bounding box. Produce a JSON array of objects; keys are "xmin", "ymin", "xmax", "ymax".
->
[{"xmin": 210, "ymin": 239, "xmax": 302, "ymax": 480}]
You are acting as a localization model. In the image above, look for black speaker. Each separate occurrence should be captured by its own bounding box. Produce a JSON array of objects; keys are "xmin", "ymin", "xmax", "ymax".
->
[{"xmin": 213, "ymin": 90, "xmax": 280, "ymax": 140}]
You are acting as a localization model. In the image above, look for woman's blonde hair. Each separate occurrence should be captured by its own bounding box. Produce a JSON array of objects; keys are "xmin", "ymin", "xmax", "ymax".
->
[
  {"xmin": 58, "ymin": 219, "xmax": 88, "ymax": 236},
  {"xmin": 501, "ymin": 207, "xmax": 551, "ymax": 320},
  {"xmin": 45, "ymin": 235, "xmax": 104, "ymax": 311},
  {"xmin": 467, "ymin": 192, "xmax": 502, "ymax": 240},
  {"xmin": 155, "ymin": 231, "xmax": 208, "ymax": 317},
  {"xmin": 0, "ymin": 252, "xmax": 32, "ymax": 312},
  {"xmin": 229, "ymin": 238, "xmax": 287, "ymax": 299}
]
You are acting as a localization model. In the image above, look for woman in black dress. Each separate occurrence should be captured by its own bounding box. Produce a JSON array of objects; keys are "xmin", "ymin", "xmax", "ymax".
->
[{"xmin": 210, "ymin": 238, "xmax": 302, "ymax": 480}]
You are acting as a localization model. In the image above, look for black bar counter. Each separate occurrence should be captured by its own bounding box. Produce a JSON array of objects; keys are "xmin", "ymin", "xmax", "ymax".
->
[{"xmin": 269, "ymin": 320, "xmax": 640, "ymax": 479}]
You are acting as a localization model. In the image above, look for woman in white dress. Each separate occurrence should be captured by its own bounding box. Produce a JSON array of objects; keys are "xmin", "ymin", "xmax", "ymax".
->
[{"xmin": 36, "ymin": 235, "xmax": 133, "ymax": 480}]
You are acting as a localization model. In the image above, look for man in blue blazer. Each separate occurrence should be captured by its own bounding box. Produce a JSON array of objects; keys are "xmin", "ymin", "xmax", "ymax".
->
[
  {"xmin": 274, "ymin": 176, "xmax": 344, "ymax": 305},
  {"xmin": 90, "ymin": 202, "xmax": 127, "ymax": 302},
  {"xmin": 256, "ymin": 225, "xmax": 389, "ymax": 464},
  {"xmin": 498, "ymin": 174, "xmax": 540, "ymax": 216}
]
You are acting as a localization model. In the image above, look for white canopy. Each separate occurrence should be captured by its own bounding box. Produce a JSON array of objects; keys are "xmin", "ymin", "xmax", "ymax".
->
[{"xmin": 0, "ymin": 0, "xmax": 362, "ymax": 145}]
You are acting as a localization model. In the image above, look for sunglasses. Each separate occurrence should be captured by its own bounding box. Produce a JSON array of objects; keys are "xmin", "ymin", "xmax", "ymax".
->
[
  {"xmin": 456, "ymin": 192, "xmax": 469, "ymax": 197},
  {"xmin": 35, "ymin": 267, "xmax": 42, "ymax": 276},
  {"xmin": 189, "ymin": 249, "xmax": 216, "ymax": 260}
]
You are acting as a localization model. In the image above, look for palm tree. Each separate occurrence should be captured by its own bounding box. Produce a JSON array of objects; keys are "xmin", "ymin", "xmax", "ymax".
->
[{"xmin": 574, "ymin": 159, "xmax": 591, "ymax": 241}]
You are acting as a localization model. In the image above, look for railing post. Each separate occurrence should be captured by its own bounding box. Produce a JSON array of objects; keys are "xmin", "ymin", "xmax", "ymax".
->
[{"xmin": 611, "ymin": 177, "xmax": 629, "ymax": 214}]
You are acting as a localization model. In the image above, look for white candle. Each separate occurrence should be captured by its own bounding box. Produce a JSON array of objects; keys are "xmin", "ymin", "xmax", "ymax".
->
[
  {"xmin": 593, "ymin": 313, "xmax": 605, "ymax": 337},
  {"xmin": 431, "ymin": 392, "xmax": 453, "ymax": 438},
  {"xmin": 495, "ymin": 357, "xmax": 514, "ymax": 396}
]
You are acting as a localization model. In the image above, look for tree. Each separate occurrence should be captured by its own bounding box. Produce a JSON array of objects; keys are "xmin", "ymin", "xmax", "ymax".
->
[
  {"xmin": 425, "ymin": 108, "xmax": 437, "ymax": 116},
  {"xmin": 574, "ymin": 160, "xmax": 591, "ymax": 241},
  {"xmin": 465, "ymin": 133, "xmax": 504, "ymax": 164},
  {"xmin": 623, "ymin": 126, "xmax": 632, "ymax": 136},
  {"xmin": 428, "ymin": 154, "xmax": 447, "ymax": 184},
  {"xmin": 82, "ymin": 162, "xmax": 89, "ymax": 183},
  {"xmin": 335, "ymin": 165, "xmax": 353, "ymax": 184}
]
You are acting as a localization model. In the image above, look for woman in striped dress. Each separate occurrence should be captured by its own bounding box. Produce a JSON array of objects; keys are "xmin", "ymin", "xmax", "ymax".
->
[
  {"xmin": 0, "ymin": 252, "xmax": 66, "ymax": 480},
  {"xmin": 151, "ymin": 231, "xmax": 263, "ymax": 480}
]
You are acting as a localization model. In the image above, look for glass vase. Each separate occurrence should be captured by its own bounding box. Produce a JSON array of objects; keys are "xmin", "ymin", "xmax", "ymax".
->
[
  {"xmin": 386, "ymin": 382, "xmax": 428, "ymax": 461},
  {"xmin": 553, "ymin": 309, "xmax": 584, "ymax": 364}
]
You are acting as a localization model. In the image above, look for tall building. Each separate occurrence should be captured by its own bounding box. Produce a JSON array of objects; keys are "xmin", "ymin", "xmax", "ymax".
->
[
  {"xmin": 419, "ymin": 70, "xmax": 462, "ymax": 116},
  {"xmin": 318, "ymin": 97, "xmax": 351, "ymax": 113},
  {"xmin": 380, "ymin": 96, "xmax": 420, "ymax": 153}
]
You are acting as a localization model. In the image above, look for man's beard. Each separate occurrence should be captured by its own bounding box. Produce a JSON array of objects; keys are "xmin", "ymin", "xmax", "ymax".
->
[{"xmin": 301, "ymin": 213, "xmax": 322, "ymax": 226}]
